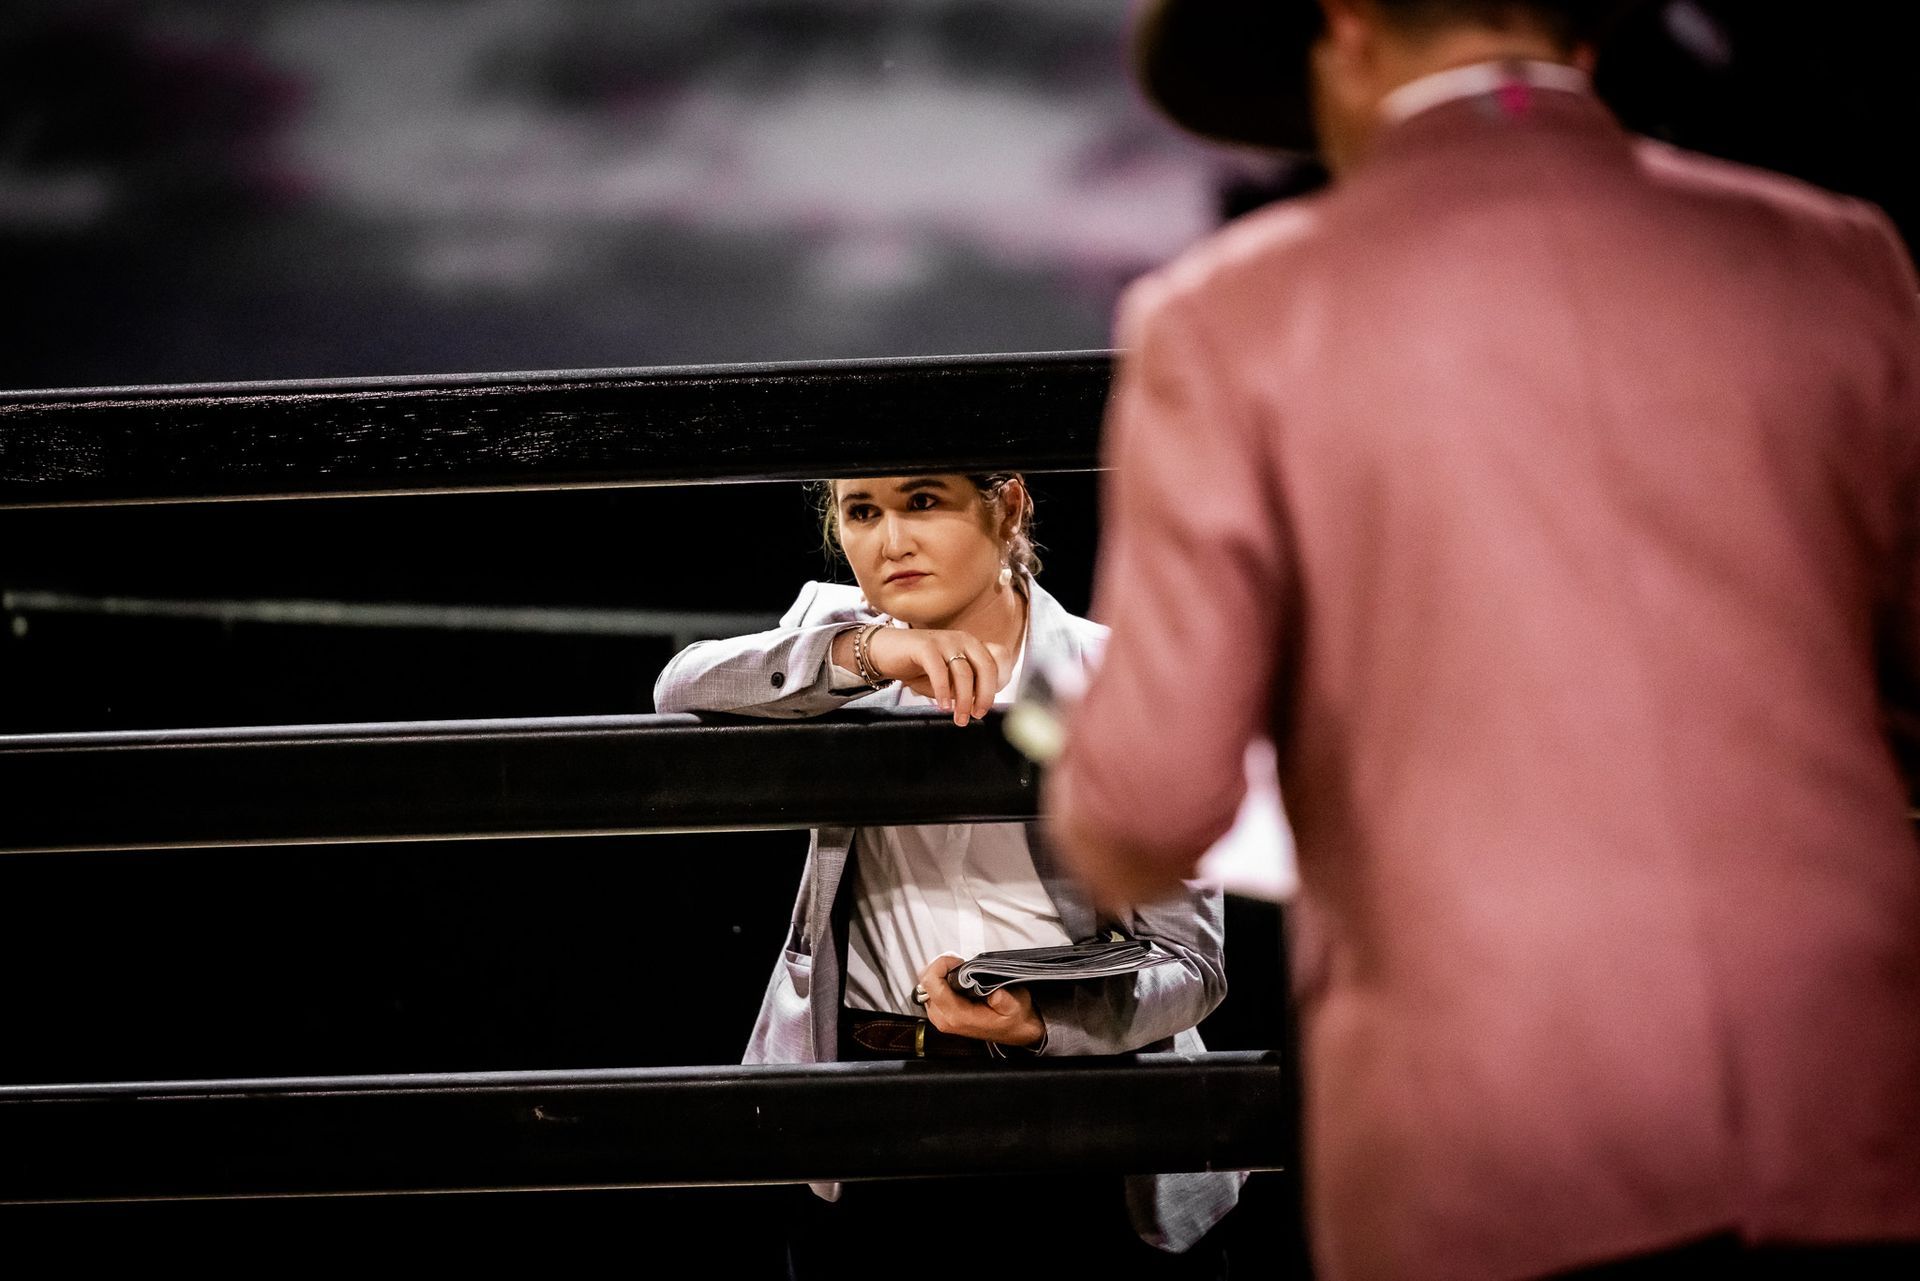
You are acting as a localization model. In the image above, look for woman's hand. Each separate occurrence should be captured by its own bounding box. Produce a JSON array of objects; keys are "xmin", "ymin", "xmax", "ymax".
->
[
  {"xmin": 915, "ymin": 953, "xmax": 1045, "ymax": 1049},
  {"xmin": 870, "ymin": 627, "xmax": 1005, "ymax": 726}
]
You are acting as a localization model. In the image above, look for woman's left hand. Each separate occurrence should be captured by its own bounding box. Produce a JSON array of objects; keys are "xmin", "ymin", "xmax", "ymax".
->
[{"xmin": 915, "ymin": 953, "xmax": 1045, "ymax": 1049}]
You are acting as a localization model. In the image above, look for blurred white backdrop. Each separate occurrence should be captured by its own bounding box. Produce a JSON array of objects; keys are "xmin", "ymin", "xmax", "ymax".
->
[{"xmin": 1, "ymin": 0, "xmax": 1247, "ymax": 385}]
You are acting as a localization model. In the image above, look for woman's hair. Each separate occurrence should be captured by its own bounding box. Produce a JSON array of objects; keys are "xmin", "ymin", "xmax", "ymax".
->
[{"xmin": 813, "ymin": 473, "xmax": 1042, "ymax": 579}]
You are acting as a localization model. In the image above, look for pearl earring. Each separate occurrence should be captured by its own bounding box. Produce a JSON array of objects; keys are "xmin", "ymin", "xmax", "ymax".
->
[{"xmin": 998, "ymin": 562, "xmax": 1013, "ymax": 589}]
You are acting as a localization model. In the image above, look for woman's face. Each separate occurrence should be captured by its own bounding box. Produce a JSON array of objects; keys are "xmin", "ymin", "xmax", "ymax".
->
[{"xmin": 833, "ymin": 474, "xmax": 1010, "ymax": 629}]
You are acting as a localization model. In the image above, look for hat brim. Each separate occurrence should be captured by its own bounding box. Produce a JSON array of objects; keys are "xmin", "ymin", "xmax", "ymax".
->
[{"xmin": 1132, "ymin": 0, "xmax": 1326, "ymax": 152}]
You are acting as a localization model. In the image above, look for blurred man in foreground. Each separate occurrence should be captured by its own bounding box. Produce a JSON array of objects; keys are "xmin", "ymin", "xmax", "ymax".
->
[{"xmin": 1050, "ymin": 1, "xmax": 1920, "ymax": 1277}]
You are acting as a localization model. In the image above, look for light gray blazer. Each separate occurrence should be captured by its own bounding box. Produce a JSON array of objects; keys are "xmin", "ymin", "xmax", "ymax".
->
[{"xmin": 653, "ymin": 578, "xmax": 1244, "ymax": 1252}]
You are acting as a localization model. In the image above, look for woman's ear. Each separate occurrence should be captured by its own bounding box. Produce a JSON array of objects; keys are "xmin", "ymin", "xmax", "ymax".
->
[{"xmin": 998, "ymin": 477, "xmax": 1029, "ymax": 545}]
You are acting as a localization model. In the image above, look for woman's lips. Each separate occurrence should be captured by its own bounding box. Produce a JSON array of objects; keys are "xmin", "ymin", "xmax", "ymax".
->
[{"xmin": 886, "ymin": 572, "xmax": 930, "ymax": 586}]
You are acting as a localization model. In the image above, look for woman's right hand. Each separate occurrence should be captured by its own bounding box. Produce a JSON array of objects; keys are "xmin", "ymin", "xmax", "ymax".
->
[{"xmin": 870, "ymin": 626, "xmax": 1003, "ymax": 725}]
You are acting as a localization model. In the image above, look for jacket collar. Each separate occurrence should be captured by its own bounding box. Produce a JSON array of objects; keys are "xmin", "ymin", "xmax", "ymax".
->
[
  {"xmin": 1016, "ymin": 576, "xmax": 1077, "ymax": 701},
  {"xmin": 1364, "ymin": 74, "xmax": 1626, "ymax": 176},
  {"xmin": 1379, "ymin": 58, "xmax": 1591, "ymax": 128},
  {"xmin": 1016, "ymin": 577, "xmax": 1105, "ymax": 939}
]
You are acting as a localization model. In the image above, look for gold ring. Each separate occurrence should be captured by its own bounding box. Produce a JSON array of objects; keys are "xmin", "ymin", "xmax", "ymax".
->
[{"xmin": 946, "ymin": 654, "xmax": 967, "ymax": 664}]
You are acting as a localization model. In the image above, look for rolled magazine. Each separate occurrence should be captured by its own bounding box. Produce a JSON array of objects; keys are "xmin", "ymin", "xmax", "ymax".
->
[{"xmin": 948, "ymin": 933, "xmax": 1173, "ymax": 998}]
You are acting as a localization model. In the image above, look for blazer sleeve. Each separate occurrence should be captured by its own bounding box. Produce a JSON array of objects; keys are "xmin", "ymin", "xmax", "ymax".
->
[
  {"xmin": 1032, "ymin": 879, "xmax": 1229, "ymax": 1058},
  {"xmin": 653, "ymin": 582, "xmax": 875, "ymax": 717},
  {"xmin": 1862, "ymin": 209, "xmax": 1920, "ymax": 798},
  {"xmin": 1051, "ymin": 275, "xmax": 1291, "ymax": 879}
]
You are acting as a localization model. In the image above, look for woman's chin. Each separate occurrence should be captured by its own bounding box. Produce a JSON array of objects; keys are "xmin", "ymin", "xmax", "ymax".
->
[
  {"xmin": 883, "ymin": 605, "xmax": 943, "ymax": 629},
  {"xmin": 874, "ymin": 593, "xmax": 955, "ymax": 630}
]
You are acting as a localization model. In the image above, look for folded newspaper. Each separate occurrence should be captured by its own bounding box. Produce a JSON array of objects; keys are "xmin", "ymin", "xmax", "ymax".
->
[{"xmin": 948, "ymin": 934, "xmax": 1173, "ymax": 998}]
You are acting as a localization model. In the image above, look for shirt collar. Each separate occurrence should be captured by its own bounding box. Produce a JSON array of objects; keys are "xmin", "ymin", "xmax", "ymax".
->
[{"xmin": 1379, "ymin": 58, "xmax": 1591, "ymax": 127}]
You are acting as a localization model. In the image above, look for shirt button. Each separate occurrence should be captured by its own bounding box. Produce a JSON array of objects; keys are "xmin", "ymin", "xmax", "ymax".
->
[{"xmin": 770, "ymin": 671, "xmax": 785, "ymax": 689}]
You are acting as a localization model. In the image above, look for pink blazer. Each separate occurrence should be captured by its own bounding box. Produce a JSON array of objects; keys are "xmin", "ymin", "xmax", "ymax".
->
[{"xmin": 1055, "ymin": 88, "xmax": 1920, "ymax": 1280}]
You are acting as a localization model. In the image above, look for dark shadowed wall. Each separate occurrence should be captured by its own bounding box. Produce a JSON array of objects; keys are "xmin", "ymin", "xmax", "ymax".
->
[{"xmin": 2, "ymin": 0, "xmax": 1914, "ymax": 1272}]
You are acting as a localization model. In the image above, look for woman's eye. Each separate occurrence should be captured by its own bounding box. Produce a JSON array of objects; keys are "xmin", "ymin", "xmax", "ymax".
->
[
  {"xmin": 909, "ymin": 492, "xmax": 939, "ymax": 510},
  {"xmin": 846, "ymin": 504, "xmax": 877, "ymax": 522}
]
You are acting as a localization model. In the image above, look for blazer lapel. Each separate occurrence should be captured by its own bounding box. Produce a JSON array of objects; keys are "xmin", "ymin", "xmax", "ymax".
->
[
  {"xmin": 1015, "ymin": 578, "xmax": 1078, "ymax": 702},
  {"xmin": 808, "ymin": 827, "xmax": 856, "ymax": 955},
  {"xmin": 1027, "ymin": 821, "xmax": 1100, "ymax": 941},
  {"xmin": 1019, "ymin": 580, "xmax": 1103, "ymax": 940}
]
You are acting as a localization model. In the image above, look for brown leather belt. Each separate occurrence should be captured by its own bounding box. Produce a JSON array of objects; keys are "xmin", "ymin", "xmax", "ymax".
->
[{"xmin": 840, "ymin": 1008, "xmax": 992, "ymax": 1060}]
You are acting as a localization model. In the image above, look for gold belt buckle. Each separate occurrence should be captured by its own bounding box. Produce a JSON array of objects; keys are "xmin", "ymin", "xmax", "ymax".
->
[{"xmin": 914, "ymin": 1018, "xmax": 926, "ymax": 1058}]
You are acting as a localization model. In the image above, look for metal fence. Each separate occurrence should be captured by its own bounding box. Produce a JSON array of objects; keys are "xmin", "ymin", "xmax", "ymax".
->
[{"xmin": 0, "ymin": 351, "xmax": 1294, "ymax": 1203}]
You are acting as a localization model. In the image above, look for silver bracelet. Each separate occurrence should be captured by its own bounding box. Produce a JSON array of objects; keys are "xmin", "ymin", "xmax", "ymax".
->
[{"xmin": 852, "ymin": 621, "xmax": 888, "ymax": 690}]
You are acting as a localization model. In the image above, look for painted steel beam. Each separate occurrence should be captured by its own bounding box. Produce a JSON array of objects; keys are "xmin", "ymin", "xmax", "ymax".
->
[
  {"xmin": 0, "ymin": 351, "xmax": 1111, "ymax": 508},
  {"xmin": 0, "ymin": 1053, "xmax": 1291, "ymax": 1203},
  {"xmin": 0, "ymin": 708, "xmax": 1038, "ymax": 853}
]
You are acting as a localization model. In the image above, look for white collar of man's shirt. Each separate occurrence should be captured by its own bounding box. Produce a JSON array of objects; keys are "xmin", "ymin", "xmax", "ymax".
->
[{"xmin": 1379, "ymin": 58, "xmax": 1592, "ymax": 127}]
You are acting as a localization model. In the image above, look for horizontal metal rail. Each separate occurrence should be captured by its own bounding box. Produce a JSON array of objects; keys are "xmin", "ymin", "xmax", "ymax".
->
[
  {"xmin": 0, "ymin": 708, "xmax": 1037, "ymax": 853},
  {"xmin": 0, "ymin": 1053, "xmax": 1289, "ymax": 1204},
  {"xmin": 0, "ymin": 351, "xmax": 1112, "ymax": 508},
  {"xmin": 2, "ymin": 589, "xmax": 778, "ymax": 649}
]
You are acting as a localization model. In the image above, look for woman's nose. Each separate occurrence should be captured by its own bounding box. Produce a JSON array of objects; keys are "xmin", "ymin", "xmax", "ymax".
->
[{"xmin": 880, "ymin": 512, "xmax": 913, "ymax": 557}]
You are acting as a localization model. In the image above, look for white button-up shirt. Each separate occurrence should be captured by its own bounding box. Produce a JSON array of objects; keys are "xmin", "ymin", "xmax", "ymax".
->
[{"xmin": 833, "ymin": 618, "xmax": 1074, "ymax": 1016}]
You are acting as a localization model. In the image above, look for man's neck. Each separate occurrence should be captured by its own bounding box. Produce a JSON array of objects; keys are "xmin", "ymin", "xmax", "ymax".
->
[
  {"xmin": 1377, "ymin": 28, "xmax": 1575, "ymax": 102},
  {"xmin": 1327, "ymin": 28, "xmax": 1579, "ymax": 175}
]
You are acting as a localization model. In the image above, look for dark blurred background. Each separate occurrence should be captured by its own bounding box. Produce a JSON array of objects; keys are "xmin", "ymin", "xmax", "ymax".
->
[{"xmin": 1, "ymin": 0, "xmax": 1916, "ymax": 1271}]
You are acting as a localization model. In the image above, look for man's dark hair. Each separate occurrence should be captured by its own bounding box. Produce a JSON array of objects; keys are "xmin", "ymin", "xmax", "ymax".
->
[{"xmin": 1373, "ymin": 1, "xmax": 1623, "ymax": 50}]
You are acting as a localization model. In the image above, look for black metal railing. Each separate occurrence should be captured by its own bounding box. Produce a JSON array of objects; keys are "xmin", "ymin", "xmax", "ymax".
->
[
  {"xmin": 0, "ymin": 708, "xmax": 1039, "ymax": 854},
  {"xmin": 0, "ymin": 351, "xmax": 1111, "ymax": 507},
  {"xmin": 0, "ymin": 351, "xmax": 1296, "ymax": 1205},
  {"xmin": 0, "ymin": 1054, "xmax": 1288, "ymax": 1204}
]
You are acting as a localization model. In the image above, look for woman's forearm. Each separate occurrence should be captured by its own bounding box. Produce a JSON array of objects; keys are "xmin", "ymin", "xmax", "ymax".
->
[
  {"xmin": 829, "ymin": 624, "xmax": 860, "ymax": 676},
  {"xmin": 653, "ymin": 622, "xmax": 862, "ymax": 716}
]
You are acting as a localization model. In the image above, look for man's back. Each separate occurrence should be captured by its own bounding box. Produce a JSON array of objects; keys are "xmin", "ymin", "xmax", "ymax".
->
[{"xmin": 1065, "ymin": 86, "xmax": 1920, "ymax": 1280}]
